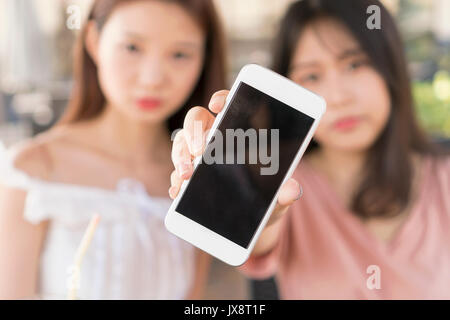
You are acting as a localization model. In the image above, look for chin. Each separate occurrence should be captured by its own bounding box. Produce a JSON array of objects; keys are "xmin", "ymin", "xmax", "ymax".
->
[
  {"xmin": 326, "ymin": 127, "xmax": 380, "ymax": 150},
  {"xmin": 137, "ymin": 113, "xmax": 169, "ymax": 123},
  {"xmin": 322, "ymin": 136, "xmax": 375, "ymax": 153},
  {"xmin": 337, "ymin": 143, "xmax": 374, "ymax": 154}
]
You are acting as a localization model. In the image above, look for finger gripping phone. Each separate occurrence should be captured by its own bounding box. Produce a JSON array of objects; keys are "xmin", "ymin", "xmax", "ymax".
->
[{"xmin": 165, "ymin": 64, "xmax": 326, "ymax": 266}]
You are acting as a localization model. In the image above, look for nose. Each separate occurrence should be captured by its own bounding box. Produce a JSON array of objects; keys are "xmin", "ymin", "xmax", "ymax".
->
[
  {"xmin": 320, "ymin": 70, "xmax": 352, "ymax": 109},
  {"xmin": 138, "ymin": 55, "xmax": 166, "ymax": 89}
]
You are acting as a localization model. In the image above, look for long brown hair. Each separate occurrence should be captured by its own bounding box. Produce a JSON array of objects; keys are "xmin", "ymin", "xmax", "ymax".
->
[
  {"xmin": 59, "ymin": 0, "xmax": 227, "ymax": 133},
  {"xmin": 273, "ymin": 0, "xmax": 449, "ymax": 219}
]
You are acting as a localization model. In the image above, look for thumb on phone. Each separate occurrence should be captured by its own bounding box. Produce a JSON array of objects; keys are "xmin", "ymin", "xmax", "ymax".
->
[{"xmin": 267, "ymin": 178, "xmax": 302, "ymax": 226}]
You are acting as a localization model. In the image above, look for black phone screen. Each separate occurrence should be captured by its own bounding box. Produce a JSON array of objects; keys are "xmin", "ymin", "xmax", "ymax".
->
[{"xmin": 175, "ymin": 82, "xmax": 314, "ymax": 248}]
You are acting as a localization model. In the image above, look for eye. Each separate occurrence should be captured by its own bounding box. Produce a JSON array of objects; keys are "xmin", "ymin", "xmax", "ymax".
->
[
  {"xmin": 301, "ymin": 73, "xmax": 320, "ymax": 83},
  {"xmin": 125, "ymin": 43, "xmax": 140, "ymax": 53},
  {"xmin": 347, "ymin": 60, "xmax": 365, "ymax": 71},
  {"xmin": 172, "ymin": 51, "xmax": 190, "ymax": 60}
]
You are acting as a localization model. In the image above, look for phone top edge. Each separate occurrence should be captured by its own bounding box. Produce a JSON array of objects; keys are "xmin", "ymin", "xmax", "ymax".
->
[
  {"xmin": 240, "ymin": 63, "xmax": 326, "ymax": 107},
  {"xmin": 237, "ymin": 63, "xmax": 327, "ymax": 119}
]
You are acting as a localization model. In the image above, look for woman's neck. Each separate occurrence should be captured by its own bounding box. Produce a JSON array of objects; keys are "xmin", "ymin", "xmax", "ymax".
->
[
  {"xmin": 307, "ymin": 147, "xmax": 368, "ymax": 203},
  {"xmin": 85, "ymin": 105, "xmax": 172, "ymax": 165}
]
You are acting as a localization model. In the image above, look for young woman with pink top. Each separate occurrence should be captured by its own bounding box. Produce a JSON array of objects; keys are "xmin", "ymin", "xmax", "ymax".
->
[{"xmin": 169, "ymin": 0, "xmax": 450, "ymax": 299}]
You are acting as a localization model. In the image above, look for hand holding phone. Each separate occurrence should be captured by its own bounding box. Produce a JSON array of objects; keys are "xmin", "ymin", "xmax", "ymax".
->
[
  {"xmin": 165, "ymin": 64, "xmax": 326, "ymax": 266},
  {"xmin": 169, "ymin": 90, "xmax": 302, "ymax": 230}
]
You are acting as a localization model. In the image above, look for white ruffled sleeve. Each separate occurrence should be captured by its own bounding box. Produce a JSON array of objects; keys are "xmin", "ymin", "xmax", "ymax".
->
[
  {"xmin": 0, "ymin": 142, "xmax": 117, "ymax": 225},
  {"xmin": 0, "ymin": 141, "xmax": 168, "ymax": 226},
  {"xmin": 0, "ymin": 141, "xmax": 56, "ymax": 224}
]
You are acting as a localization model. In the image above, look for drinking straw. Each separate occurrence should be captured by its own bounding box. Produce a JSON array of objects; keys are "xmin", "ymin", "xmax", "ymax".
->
[{"xmin": 67, "ymin": 214, "xmax": 101, "ymax": 300}]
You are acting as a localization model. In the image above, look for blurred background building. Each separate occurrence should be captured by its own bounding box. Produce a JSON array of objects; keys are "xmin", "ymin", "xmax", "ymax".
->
[
  {"xmin": 0, "ymin": 0, "xmax": 449, "ymax": 299},
  {"xmin": 0, "ymin": 0, "xmax": 449, "ymax": 147}
]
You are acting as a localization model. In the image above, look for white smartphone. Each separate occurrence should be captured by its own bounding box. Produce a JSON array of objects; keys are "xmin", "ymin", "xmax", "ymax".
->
[{"xmin": 165, "ymin": 64, "xmax": 326, "ymax": 266}]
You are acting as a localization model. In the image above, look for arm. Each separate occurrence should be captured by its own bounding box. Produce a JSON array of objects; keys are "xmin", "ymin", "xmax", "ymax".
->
[
  {"xmin": 0, "ymin": 140, "xmax": 52, "ymax": 299},
  {"xmin": 0, "ymin": 184, "xmax": 48, "ymax": 299},
  {"xmin": 249, "ymin": 215, "xmax": 285, "ymax": 257},
  {"xmin": 249, "ymin": 175, "xmax": 299, "ymax": 258},
  {"xmin": 185, "ymin": 248, "xmax": 213, "ymax": 299},
  {"xmin": 235, "ymin": 206, "xmax": 292, "ymax": 280}
]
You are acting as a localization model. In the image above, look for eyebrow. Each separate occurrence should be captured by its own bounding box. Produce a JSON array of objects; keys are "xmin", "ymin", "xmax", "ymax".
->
[
  {"xmin": 289, "ymin": 47, "xmax": 366, "ymax": 72},
  {"xmin": 337, "ymin": 47, "xmax": 365, "ymax": 60},
  {"xmin": 123, "ymin": 31, "xmax": 147, "ymax": 40},
  {"xmin": 173, "ymin": 42, "xmax": 203, "ymax": 49},
  {"xmin": 123, "ymin": 31, "xmax": 202, "ymax": 48}
]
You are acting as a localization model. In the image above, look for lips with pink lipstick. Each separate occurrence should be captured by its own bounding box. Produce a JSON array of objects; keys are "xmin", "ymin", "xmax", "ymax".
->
[
  {"xmin": 333, "ymin": 115, "xmax": 363, "ymax": 131},
  {"xmin": 136, "ymin": 97, "xmax": 162, "ymax": 110}
]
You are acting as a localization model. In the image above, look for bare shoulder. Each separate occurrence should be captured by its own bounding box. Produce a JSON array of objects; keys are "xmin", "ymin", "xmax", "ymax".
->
[{"xmin": 9, "ymin": 126, "xmax": 73, "ymax": 180}]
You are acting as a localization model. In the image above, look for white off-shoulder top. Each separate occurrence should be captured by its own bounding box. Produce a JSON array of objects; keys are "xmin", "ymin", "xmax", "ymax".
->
[{"xmin": 0, "ymin": 143, "xmax": 195, "ymax": 300}]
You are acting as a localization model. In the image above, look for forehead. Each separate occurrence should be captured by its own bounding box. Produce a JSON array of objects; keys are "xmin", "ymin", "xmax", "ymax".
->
[
  {"xmin": 292, "ymin": 16, "xmax": 361, "ymax": 63},
  {"xmin": 103, "ymin": 0, "xmax": 204, "ymax": 42}
]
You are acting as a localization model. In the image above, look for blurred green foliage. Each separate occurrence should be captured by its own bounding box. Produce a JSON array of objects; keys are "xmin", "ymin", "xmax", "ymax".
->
[{"xmin": 413, "ymin": 81, "xmax": 450, "ymax": 138}]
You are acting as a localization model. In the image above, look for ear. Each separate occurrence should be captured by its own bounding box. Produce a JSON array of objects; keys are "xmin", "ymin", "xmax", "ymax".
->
[{"xmin": 84, "ymin": 21, "xmax": 100, "ymax": 65}]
